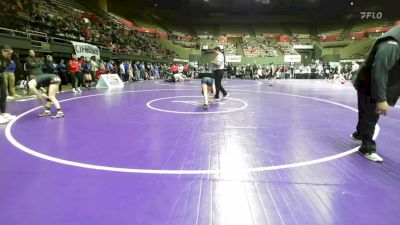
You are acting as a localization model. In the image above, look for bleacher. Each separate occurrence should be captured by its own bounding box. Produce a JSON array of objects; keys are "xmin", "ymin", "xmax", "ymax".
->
[
  {"xmin": 350, "ymin": 21, "xmax": 391, "ymax": 33},
  {"xmin": 50, "ymin": 0, "xmax": 86, "ymax": 12},
  {"xmin": 241, "ymin": 37, "xmax": 278, "ymax": 57},
  {"xmin": 225, "ymin": 42, "xmax": 237, "ymax": 55},
  {"xmin": 275, "ymin": 42, "xmax": 298, "ymax": 55},
  {"xmin": 0, "ymin": 0, "xmax": 178, "ymax": 59}
]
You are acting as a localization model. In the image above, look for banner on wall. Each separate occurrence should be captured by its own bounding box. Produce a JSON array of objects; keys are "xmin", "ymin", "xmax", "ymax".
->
[
  {"xmin": 293, "ymin": 44, "xmax": 314, "ymax": 50},
  {"xmin": 225, "ymin": 55, "xmax": 242, "ymax": 63},
  {"xmin": 340, "ymin": 59, "xmax": 365, "ymax": 63},
  {"xmin": 71, "ymin": 41, "xmax": 100, "ymax": 60},
  {"xmin": 173, "ymin": 58, "xmax": 190, "ymax": 63},
  {"xmin": 284, "ymin": 55, "xmax": 302, "ymax": 63}
]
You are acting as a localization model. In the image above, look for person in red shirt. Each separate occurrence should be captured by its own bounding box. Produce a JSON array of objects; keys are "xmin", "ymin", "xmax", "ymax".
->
[
  {"xmin": 171, "ymin": 64, "xmax": 178, "ymax": 74},
  {"xmin": 68, "ymin": 54, "xmax": 82, "ymax": 92},
  {"xmin": 183, "ymin": 64, "xmax": 189, "ymax": 77}
]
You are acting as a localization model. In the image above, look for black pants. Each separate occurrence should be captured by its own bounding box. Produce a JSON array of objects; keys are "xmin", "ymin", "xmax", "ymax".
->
[
  {"xmin": 0, "ymin": 75, "xmax": 7, "ymax": 113},
  {"xmin": 70, "ymin": 72, "xmax": 77, "ymax": 89},
  {"xmin": 214, "ymin": 69, "xmax": 227, "ymax": 99},
  {"xmin": 58, "ymin": 71, "xmax": 68, "ymax": 91},
  {"xmin": 356, "ymin": 91, "xmax": 380, "ymax": 153},
  {"xmin": 123, "ymin": 72, "xmax": 129, "ymax": 82}
]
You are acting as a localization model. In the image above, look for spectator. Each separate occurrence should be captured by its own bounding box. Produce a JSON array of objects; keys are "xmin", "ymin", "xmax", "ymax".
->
[
  {"xmin": 57, "ymin": 59, "xmax": 68, "ymax": 88},
  {"xmin": 25, "ymin": 49, "xmax": 44, "ymax": 79},
  {"xmin": 134, "ymin": 61, "xmax": 141, "ymax": 81},
  {"xmin": 68, "ymin": 54, "xmax": 81, "ymax": 92},
  {"xmin": 0, "ymin": 45, "xmax": 16, "ymax": 124},
  {"xmin": 81, "ymin": 57, "xmax": 92, "ymax": 89},
  {"xmin": 90, "ymin": 57, "xmax": 98, "ymax": 85},
  {"xmin": 3, "ymin": 57, "xmax": 16, "ymax": 99}
]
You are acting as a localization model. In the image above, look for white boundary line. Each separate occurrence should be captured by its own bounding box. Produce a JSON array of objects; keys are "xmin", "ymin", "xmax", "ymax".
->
[
  {"xmin": 4, "ymin": 89, "xmax": 379, "ymax": 175},
  {"xmin": 154, "ymin": 80, "xmax": 263, "ymax": 88},
  {"xmin": 146, "ymin": 96, "xmax": 248, "ymax": 114}
]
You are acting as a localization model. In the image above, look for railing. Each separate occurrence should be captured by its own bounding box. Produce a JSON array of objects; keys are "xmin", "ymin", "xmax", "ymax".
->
[
  {"xmin": 50, "ymin": 36, "xmax": 111, "ymax": 52},
  {"xmin": 1, "ymin": 26, "xmax": 177, "ymax": 58},
  {"xmin": 99, "ymin": 46, "xmax": 112, "ymax": 51},
  {"xmin": 26, "ymin": 29, "xmax": 49, "ymax": 43},
  {"xmin": 50, "ymin": 36, "xmax": 71, "ymax": 44},
  {"xmin": 0, "ymin": 27, "xmax": 27, "ymax": 38}
]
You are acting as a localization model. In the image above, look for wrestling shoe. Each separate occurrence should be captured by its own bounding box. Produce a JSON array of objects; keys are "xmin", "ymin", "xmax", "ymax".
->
[
  {"xmin": 51, "ymin": 111, "xmax": 64, "ymax": 119},
  {"xmin": 38, "ymin": 111, "xmax": 51, "ymax": 117}
]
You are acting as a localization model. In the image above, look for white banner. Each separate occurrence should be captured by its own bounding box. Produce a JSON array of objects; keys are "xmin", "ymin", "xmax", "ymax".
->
[
  {"xmin": 96, "ymin": 74, "xmax": 124, "ymax": 89},
  {"xmin": 71, "ymin": 41, "xmax": 100, "ymax": 60},
  {"xmin": 284, "ymin": 55, "xmax": 302, "ymax": 63},
  {"xmin": 225, "ymin": 55, "xmax": 242, "ymax": 63},
  {"xmin": 293, "ymin": 44, "xmax": 314, "ymax": 50},
  {"xmin": 173, "ymin": 58, "xmax": 190, "ymax": 63},
  {"xmin": 293, "ymin": 34, "xmax": 311, "ymax": 39},
  {"xmin": 339, "ymin": 59, "xmax": 365, "ymax": 63}
]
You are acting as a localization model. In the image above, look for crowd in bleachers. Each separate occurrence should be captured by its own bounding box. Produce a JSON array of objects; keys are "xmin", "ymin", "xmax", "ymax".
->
[
  {"xmin": 169, "ymin": 31, "xmax": 197, "ymax": 48},
  {"xmin": 0, "ymin": 0, "xmax": 178, "ymax": 59},
  {"xmin": 224, "ymin": 42, "xmax": 237, "ymax": 55},
  {"xmin": 221, "ymin": 60, "xmax": 358, "ymax": 82},
  {"xmin": 275, "ymin": 42, "xmax": 298, "ymax": 55},
  {"xmin": 241, "ymin": 38, "xmax": 278, "ymax": 57},
  {"xmin": 172, "ymin": 40, "xmax": 197, "ymax": 48}
]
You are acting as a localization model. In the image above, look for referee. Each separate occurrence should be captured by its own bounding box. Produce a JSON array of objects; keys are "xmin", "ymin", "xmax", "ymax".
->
[
  {"xmin": 352, "ymin": 25, "xmax": 400, "ymax": 162},
  {"xmin": 211, "ymin": 47, "xmax": 229, "ymax": 100}
]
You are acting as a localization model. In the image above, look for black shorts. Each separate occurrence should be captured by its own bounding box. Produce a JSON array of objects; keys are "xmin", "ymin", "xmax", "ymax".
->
[
  {"xmin": 35, "ymin": 74, "xmax": 61, "ymax": 88},
  {"xmin": 201, "ymin": 77, "xmax": 213, "ymax": 86}
]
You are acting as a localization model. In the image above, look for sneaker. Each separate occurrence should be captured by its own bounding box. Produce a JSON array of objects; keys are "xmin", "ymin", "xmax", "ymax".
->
[
  {"xmin": 203, "ymin": 104, "xmax": 209, "ymax": 110},
  {"xmin": 359, "ymin": 151, "xmax": 383, "ymax": 162},
  {"xmin": 351, "ymin": 132, "xmax": 362, "ymax": 141},
  {"xmin": 72, "ymin": 88, "xmax": 78, "ymax": 93},
  {"xmin": 6, "ymin": 96, "xmax": 15, "ymax": 100},
  {"xmin": 2, "ymin": 113, "xmax": 16, "ymax": 120},
  {"xmin": 51, "ymin": 111, "xmax": 64, "ymax": 119},
  {"xmin": 222, "ymin": 93, "xmax": 230, "ymax": 100},
  {"xmin": 0, "ymin": 115, "xmax": 9, "ymax": 124},
  {"xmin": 38, "ymin": 111, "xmax": 51, "ymax": 117},
  {"xmin": 77, "ymin": 88, "xmax": 82, "ymax": 92}
]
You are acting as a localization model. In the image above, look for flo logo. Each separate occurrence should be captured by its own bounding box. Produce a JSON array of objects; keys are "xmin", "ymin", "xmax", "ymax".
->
[{"xmin": 360, "ymin": 12, "xmax": 383, "ymax": 19}]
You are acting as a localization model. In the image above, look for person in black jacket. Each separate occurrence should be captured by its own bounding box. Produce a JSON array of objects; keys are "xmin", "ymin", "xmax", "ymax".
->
[
  {"xmin": 25, "ymin": 49, "xmax": 44, "ymax": 79},
  {"xmin": 81, "ymin": 57, "xmax": 92, "ymax": 89},
  {"xmin": 0, "ymin": 45, "xmax": 16, "ymax": 124},
  {"xmin": 57, "ymin": 59, "xmax": 68, "ymax": 89},
  {"xmin": 43, "ymin": 55, "xmax": 57, "ymax": 74},
  {"xmin": 352, "ymin": 25, "xmax": 400, "ymax": 162},
  {"xmin": 44, "ymin": 55, "xmax": 63, "ymax": 92}
]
